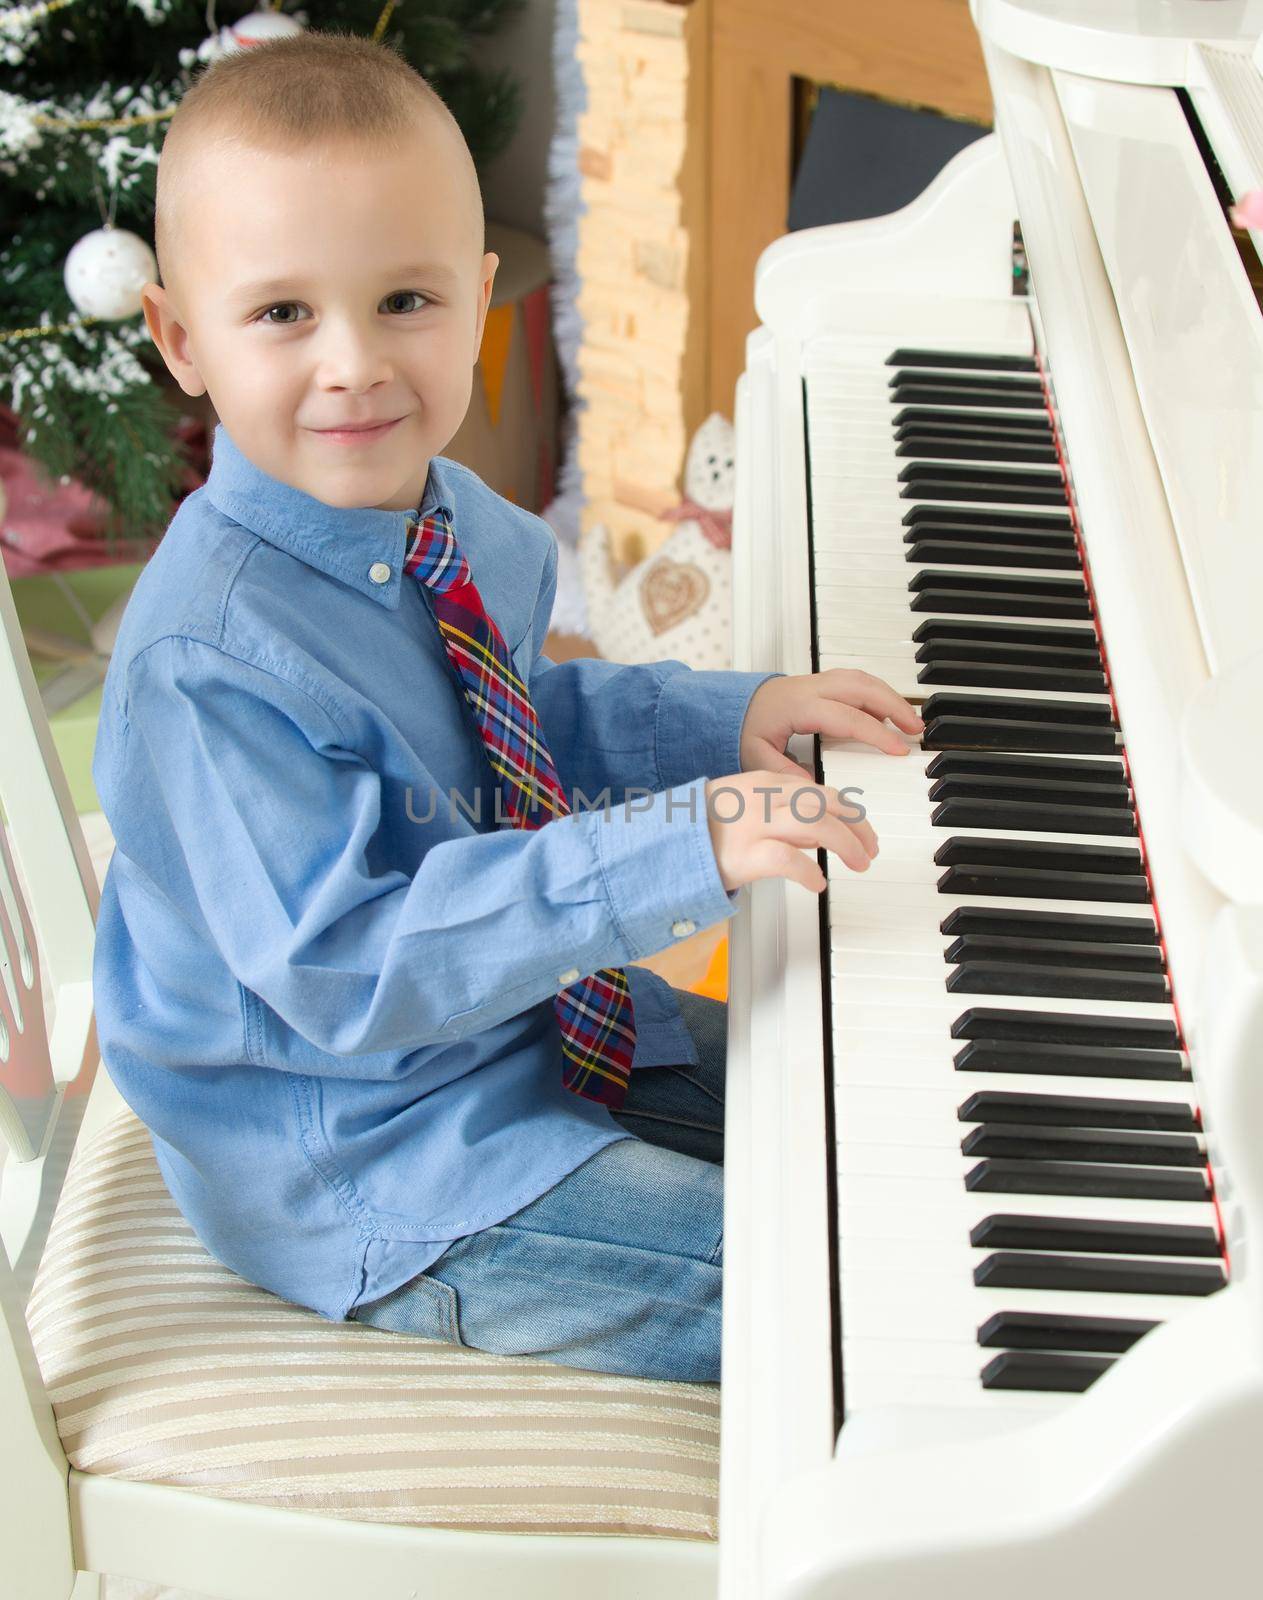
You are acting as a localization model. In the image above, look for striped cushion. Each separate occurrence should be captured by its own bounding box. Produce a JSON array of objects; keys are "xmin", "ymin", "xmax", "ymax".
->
[{"xmin": 27, "ymin": 1110, "xmax": 721, "ymax": 1539}]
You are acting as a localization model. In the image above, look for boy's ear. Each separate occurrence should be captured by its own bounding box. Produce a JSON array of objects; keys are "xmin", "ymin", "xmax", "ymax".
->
[
  {"xmin": 472, "ymin": 251, "xmax": 500, "ymax": 365},
  {"xmin": 141, "ymin": 282, "xmax": 208, "ymax": 398}
]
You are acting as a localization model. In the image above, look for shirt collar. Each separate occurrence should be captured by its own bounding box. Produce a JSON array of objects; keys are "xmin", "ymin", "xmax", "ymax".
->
[{"xmin": 202, "ymin": 422, "xmax": 456, "ymax": 609}]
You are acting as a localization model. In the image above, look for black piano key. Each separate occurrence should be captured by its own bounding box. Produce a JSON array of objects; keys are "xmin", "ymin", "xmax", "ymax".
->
[
  {"xmin": 900, "ymin": 459, "xmax": 1064, "ymax": 490},
  {"xmin": 912, "ymin": 618, "xmax": 1098, "ymax": 649},
  {"xmin": 908, "ymin": 542, "xmax": 1083, "ymax": 571},
  {"xmin": 924, "ymin": 720, "xmax": 1124, "ymax": 756},
  {"xmin": 931, "ymin": 799, "xmax": 1134, "ymax": 835},
  {"xmin": 903, "ymin": 505, "xmax": 1071, "ymax": 530},
  {"xmin": 905, "ymin": 526, "xmax": 1075, "ymax": 555},
  {"xmin": 944, "ymin": 935, "xmax": 1164, "ymax": 972},
  {"xmin": 919, "ymin": 635, "xmax": 1104, "ymax": 664},
  {"xmin": 890, "ymin": 370, "xmax": 1045, "ymax": 393},
  {"xmin": 938, "ymin": 864, "xmax": 1149, "ymax": 901},
  {"xmin": 934, "ymin": 837, "xmax": 1142, "ymax": 874},
  {"xmin": 919, "ymin": 665, "xmax": 1108, "ymax": 695},
  {"xmin": 894, "ymin": 413, "xmax": 1052, "ymax": 439},
  {"xmin": 922, "ymin": 692, "xmax": 1115, "ymax": 728},
  {"xmin": 895, "ymin": 421, "xmax": 1055, "ymax": 448},
  {"xmin": 907, "ymin": 533, "xmax": 1077, "ymax": 562},
  {"xmin": 974, "ymin": 1252, "xmax": 1225, "ymax": 1296},
  {"xmin": 954, "ymin": 1039, "xmax": 1189, "ymax": 1082},
  {"xmin": 894, "ymin": 411, "xmax": 1055, "ymax": 439},
  {"xmin": 961, "ymin": 1124, "xmax": 1204, "ymax": 1167},
  {"xmin": 940, "ymin": 905, "xmax": 1155, "ymax": 940},
  {"xmin": 965, "ymin": 1158, "xmax": 1209, "ymax": 1202},
  {"xmin": 958, "ymin": 1090, "xmax": 1193, "ymax": 1131},
  {"xmin": 980, "ymin": 1351, "xmax": 1114, "ymax": 1393},
  {"xmin": 890, "ymin": 368, "xmax": 1044, "ymax": 391},
  {"xmin": 928, "ymin": 773, "xmax": 1129, "ymax": 807},
  {"xmin": 951, "ymin": 1009, "xmax": 1179, "ymax": 1049},
  {"xmin": 970, "ymin": 1215, "xmax": 1220, "ymax": 1258},
  {"xmin": 912, "ymin": 588, "xmax": 1092, "ymax": 619},
  {"xmin": 927, "ymin": 752, "xmax": 1126, "ymax": 785},
  {"xmin": 895, "ymin": 437, "xmax": 1059, "ymax": 466},
  {"xmin": 896, "ymin": 412, "xmax": 1056, "ymax": 444},
  {"xmin": 977, "ymin": 1310, "xmax": 1158, "ymax": 1354},
  {"xmin": 891, "ymin": 384, "xmax": 1047, "ymax": 411},
  {"xmin": 910, "ymin": 571, "xmax": 1087, "ymax": 601},
  {"xmin": 947, "ymin": 963, "xmax": 1167, "ymax": 1003},
  {"xmin": 886, "ymin": 348, "xmax": 1039, "ymax": 372},
  {"xmin": 901, "ymin": 479, "xmax": 1068, "ymax": 507}
]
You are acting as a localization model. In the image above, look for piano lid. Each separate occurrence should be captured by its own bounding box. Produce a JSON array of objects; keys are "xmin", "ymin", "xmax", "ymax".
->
[
  {"xmin": 973, "ymin": 0, "xmax": 1263, "ymax": 85},
  {"xmin": 1048, "ymin": 68, "xmax": 1263, "ymax": 683}
]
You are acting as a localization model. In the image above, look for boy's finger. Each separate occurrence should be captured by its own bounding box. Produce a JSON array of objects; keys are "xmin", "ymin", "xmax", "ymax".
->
[
  {"xmin": 825, "ymin": 703, "xmax": 914, "ymax": 755},
  {"xmin": 817, "ymin": 669, "xmax": 925, "ymax": 731}
]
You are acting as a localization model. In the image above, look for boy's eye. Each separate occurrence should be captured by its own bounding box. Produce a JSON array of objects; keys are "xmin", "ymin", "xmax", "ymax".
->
[{"xmin": 255, "ymin": 291, "xmax": 431, "ymax": 325}]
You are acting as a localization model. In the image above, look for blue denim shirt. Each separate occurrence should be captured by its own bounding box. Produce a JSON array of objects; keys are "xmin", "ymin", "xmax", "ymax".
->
[{"xmin": 91, "ymin": 423, "xmax": 780, "ymax": 1320}]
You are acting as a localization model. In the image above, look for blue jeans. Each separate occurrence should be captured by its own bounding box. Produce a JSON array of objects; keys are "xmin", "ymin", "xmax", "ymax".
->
[{"xmin": 348, "ymin": 987, "xmax": 726, "ymax": 1384}]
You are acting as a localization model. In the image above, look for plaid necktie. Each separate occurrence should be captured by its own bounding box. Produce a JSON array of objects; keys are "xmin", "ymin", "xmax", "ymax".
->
[{"xmin": 405, "ymin": 507, "xmax": 637, "ymax": 1108}]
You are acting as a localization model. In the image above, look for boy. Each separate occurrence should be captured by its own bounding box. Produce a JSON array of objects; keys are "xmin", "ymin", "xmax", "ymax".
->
[{"xmin": 94, "ymin": 31, "xmax": 921, "ymax": 1386}]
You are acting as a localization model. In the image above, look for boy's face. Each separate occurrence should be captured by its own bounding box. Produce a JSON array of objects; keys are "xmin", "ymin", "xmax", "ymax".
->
[{"xmin": 142, "ymin": 116, "xmax": 498, "ymax": 513}]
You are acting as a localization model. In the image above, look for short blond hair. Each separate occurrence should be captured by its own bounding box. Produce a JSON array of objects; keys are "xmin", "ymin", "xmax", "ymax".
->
[{"xmin": 155, "ymin": 29, "xmax": 483, "ymax": 290}]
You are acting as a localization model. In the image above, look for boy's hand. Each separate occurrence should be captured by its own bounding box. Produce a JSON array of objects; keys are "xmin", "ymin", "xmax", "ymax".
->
[
  {"xmin": 739, "ymin": 670, "xmax": 925, "ymax": 782},
  {"xmin": 704, "ymin": 771, "xmax": 878, "ymax": 894}
]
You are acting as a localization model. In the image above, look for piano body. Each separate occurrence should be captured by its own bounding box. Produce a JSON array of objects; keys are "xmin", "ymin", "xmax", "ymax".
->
[{"xmin": 723, "ymin": 2, "xmax": 1263, "ymax": 1594}]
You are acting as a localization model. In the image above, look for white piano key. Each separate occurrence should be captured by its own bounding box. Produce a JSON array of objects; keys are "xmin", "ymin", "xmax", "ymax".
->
[
  {"xmin": 825, "ymin": 921, "xmax": 1152, "ymax": 966},
  {"xmin": 837, "ymin": 1340, "xmax": 1085, "ymax": 1414},
  {"xmin": 812, "ymin": 550, "xmax": 1080, "ymax": 585},
  {"xmin": 823, "ymin": 659, "xmax": 1113, "ymax": 702},
  {"xmin": 846, "ymin": 822, "xmax": 1142, "ymax": 854},
  {"xmin": 837, "ymin": 1174, "xmax": 1210, "ymax": 1228},
  {"xmin": 833, "ymin": 1084, "xmax": 1201, "ymax": 1153},
  {"xmin": 834, "ymin": 1097, "xmax": 1202, "ymax": 1157},
  {"xmin": 838, "ymin": 1235, "xmax": 1214, "ymax": 1277},
  {"xmin": 818, "ymin": 614, "xmax": 1106, "ymax": 652},
  {"xmin": 838, "ymin": 1291, "xmax": 1219, "ymax": 1370},
  {"xmin": 826, "ymin": 880, "xmax": 1160, "ymax": 929},
  {"xmin": 839, "ymin": 1367, "xmax": 1070, "ymax": 1414},
  {"xmin": 814, "ymin": 557, "xmax": 1082, "ymax": 586},
  {"xmin": 845, "ymin": 1064, "xmax": 1194, "ymax": 1106},
  {"xmin": 829, "ymin": 1026, "xmax": 1186, "ymax": 1074},
  {"xmin": 833, "ymin": 1138, "xmax": 1205, "ymax": 1180},
  {"xmin": 832, "ymin": 993, "xmax": 1176, "ymax": 1032},
  {"xmin": 822, "ymin": 749, "xmax": 1125, "ymax": 783},
  {"xmin": 836, "ymin": 1174, "xmax": 1216, "ymax": 1232},
  {"xmin": 826, "ymin": 857, "xmax": 1147, "ymax": 905},
  {"xmin": 833, "ymin": 1266, "xmax": 1213, "ymax": 1342}
]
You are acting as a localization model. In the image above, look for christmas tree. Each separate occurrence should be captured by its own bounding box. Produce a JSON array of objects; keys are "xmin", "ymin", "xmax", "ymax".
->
[{"xmin": 0, "ymin": 0, "xmax": 524, "ymax": 551}]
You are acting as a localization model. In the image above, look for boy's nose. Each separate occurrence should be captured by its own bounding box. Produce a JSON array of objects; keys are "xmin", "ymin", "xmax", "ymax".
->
[{"xmin": 315, "ymin": 325, "xmax": 395, "ymax": 390}]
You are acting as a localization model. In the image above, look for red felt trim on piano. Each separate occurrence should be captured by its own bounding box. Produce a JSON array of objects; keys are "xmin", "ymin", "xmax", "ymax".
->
[{"xmin": 1035, "ymin": 351, "xmax": 1228, "ymax": 1274}]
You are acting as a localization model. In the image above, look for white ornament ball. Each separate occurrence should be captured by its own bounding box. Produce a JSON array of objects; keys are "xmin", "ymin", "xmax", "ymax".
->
[
  {"xmin": 63, "ymin": 226, "xmax": 157, "ymax": 321},
  {"xmin": 225, "ymin": 11, "xmax": 305, "ymax": 50}
]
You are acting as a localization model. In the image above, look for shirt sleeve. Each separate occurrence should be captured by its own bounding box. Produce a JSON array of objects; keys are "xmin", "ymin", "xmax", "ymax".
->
[
  {"xmin": 120, "ymin": 634, "xmax": 741, "ymax": 1071},
  {"xmin": 526, "ymin": 530, "xmax": 785, "ymax": 799}
]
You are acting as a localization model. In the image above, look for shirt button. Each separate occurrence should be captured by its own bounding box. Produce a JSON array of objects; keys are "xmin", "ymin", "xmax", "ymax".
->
[
  {"xmin": 368, "ymin": 561, "xmax": 392, "ymax": 584},
  {"xmin": 671, "ymin": 918, "xmax": 696, "ymax": 938},
  {"xmin": 558, "ymin": 967, "xmax": 581, "ymax": 987}
]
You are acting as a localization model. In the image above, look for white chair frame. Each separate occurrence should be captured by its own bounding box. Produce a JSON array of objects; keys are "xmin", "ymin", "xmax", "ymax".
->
[{"xmin": 0, "ymin": 558, "xmax": 718, "ymax": 1600}]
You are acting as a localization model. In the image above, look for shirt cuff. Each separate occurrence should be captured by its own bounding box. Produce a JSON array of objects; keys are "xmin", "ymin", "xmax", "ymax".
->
[
  {"xmin": 590, "ymin": 772, "xmax": 739, "ymax": 961},
  {"xmin": 655, "ymin": 668, "xmax": 785, "ymax": 790}
]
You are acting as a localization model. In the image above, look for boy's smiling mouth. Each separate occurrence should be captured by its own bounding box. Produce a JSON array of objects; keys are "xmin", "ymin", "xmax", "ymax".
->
[{"xmin": 309, "ymin": 416, "xmax": 405, "ymax": 444}]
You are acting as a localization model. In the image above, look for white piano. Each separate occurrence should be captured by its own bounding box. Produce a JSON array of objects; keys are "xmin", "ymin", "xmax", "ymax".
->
[{"xmin": 723, "ymin": 2, "xmax": 1263, "ymax": 1594}]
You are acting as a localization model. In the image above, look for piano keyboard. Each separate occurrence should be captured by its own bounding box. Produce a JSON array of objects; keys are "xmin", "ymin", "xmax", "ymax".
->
[{"xmin": 807, "ymin": 345, "xmax": 1228, "ymax": 1415}]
